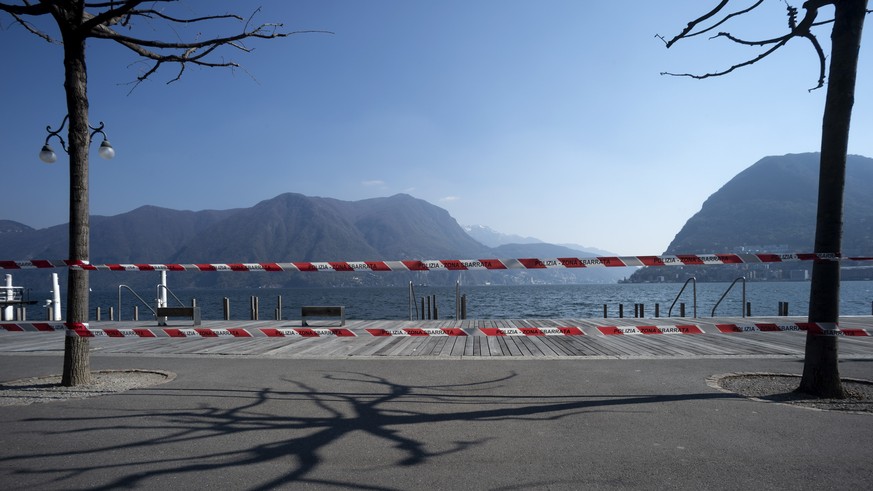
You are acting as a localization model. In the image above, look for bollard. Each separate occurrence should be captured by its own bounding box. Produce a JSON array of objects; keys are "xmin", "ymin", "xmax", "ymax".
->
[
  {"xmin": 779, "ymin": 301, "xmax": 789, "ymax": 316},
  {"xmin": 109, "ymin": 306, "xmax": 115, "ymax": 321},
  {"xmin": 277, "ymin": 295, "xmax": 283, "ymax": 321},
  {"xmin": 679, "ymin": 303, "xmax": 686, "ymax": 317},
  {"xmin": 96, "ymin": 307, "xmax": 101, "ymax": 321},
  {"xmin": 434, "ymin": 296, "xmax": 439, "ymax": 320},
  {"xmin": 619, "ymin": 304, "xmax": 624, "ymax": 318},
  {"xmin": 746, "ymin": 302, "xmax": 751, "ymax": 317},
  {"xmin": 603, "ymin": 304, "xmax": 608, "ymax": 319},
  {"xmin": 134, "ymin": 305, "xmax": 139, "ymax": 321},
  {"xmin": 655, "ymin": 303, "xmax": 660, "ymax": 318},
  {"xmin": 461, "ymin": 294, "xmax": 467, "ymax": 320},
  {"xmin": 223, "ymin": 297, "xmax": 230, "ymax": 320},
  {"xmin": 639, "ymin": 303, "xmax": 645, "ymax": 318},
  {"xmin": 250, "ymin": 296, "xmax": 259, "ymax": 320}
]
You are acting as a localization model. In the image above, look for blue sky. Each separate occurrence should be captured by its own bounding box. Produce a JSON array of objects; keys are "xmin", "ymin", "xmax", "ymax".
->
[{"xmin": 1, "ymin": 1, "xmax": 871, "ymax": 256}]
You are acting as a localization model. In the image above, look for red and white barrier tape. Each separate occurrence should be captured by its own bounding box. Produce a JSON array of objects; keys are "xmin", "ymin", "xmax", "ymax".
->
[
  {"xmin": 479, "ymin": 326, "xmax": 584, "ymax": 336},
  {"xmin": 0, "ymin": 322, "xmax": 67, "ymax": 332},
  {"xmin": 365, "ymin": 327, "xmax": 466, "ymax": 336},
  {"xmin": 82, "ymin": 327, "xmax": 358, "ymax": 338},
  {"xmin": 3, "ymin": 252, "xmax": 867, "ymax": 272},
  {"xmin": 715, "ymin": 322, "xmax": 869, "ymax": 336},
  {"xmin": 596, "ymin": 324, "xmax": 704, "ymax": 335}
]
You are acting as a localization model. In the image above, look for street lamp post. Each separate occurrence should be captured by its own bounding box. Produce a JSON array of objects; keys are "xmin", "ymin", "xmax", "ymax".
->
[
  {"xmin": 40, "ymin": 114, "xmax": 115, "ymax": 386},
  {"xmin": 40, "ymin": 115, "xmax": 115, "ymax": 163}
]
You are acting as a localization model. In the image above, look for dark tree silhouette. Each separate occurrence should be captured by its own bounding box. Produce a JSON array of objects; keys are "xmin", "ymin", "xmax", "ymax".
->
[
  {"xmin": 0, "ymin": 0, "xmax": 327, "ymax": 386},
  {"xmin": 661, "ymin": 0, "xmax": 869, "ymax": 397}
]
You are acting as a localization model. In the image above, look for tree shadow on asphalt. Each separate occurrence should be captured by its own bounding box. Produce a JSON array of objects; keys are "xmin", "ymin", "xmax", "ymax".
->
[{"xmin": 1, "ymin": 371, "xmax": 736, "ymax": 490}]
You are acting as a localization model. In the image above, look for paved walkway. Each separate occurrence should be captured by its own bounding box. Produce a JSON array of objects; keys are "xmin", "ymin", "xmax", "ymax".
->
[
  {"xmin": 1, "ymin": 355, "xmax": 872, "ymax": 490},
  {"xmin": 3, "ymin": 317, "xmax": 873, "ymax": 489}
]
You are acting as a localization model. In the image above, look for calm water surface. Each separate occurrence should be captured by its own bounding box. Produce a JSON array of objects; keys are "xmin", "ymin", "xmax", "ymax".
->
[{"xmin": 71, "ymin": 281, "xmax": 873, "ymax": 321}]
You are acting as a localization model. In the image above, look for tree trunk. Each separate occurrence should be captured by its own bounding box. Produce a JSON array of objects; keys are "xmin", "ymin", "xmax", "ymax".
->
[
  {"xmin": 800, "ymin": 0, "xmax": 867, "ymax": 398},
  {"xmin": 60, "ymin": 4, "xmax": 92, "ymax": 387}
]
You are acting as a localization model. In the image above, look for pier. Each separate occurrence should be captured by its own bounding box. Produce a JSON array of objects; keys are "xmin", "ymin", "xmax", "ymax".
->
[{"xmin": 2, "ymin": 316, "xmax": 872, "ymax": 359}]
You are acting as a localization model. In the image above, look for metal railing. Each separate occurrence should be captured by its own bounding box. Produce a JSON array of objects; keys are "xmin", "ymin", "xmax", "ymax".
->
[
  {"xmin": 117, "ymin": 285, "xmax": 157, "ymax": 320},
  {"xmin": 668, "ymin": 277, "xmax": 697, "ymax": 318},
  {"xmin": 711, "ymin": 277, "xmax": 747, "ymax": 317},
  {"xmin": 156, "ymin": 284, "xmax": 187, "ymax": 308},
  {"xmin": 408, "ymin": 281, "xmax": 419, "ymax": 320}
]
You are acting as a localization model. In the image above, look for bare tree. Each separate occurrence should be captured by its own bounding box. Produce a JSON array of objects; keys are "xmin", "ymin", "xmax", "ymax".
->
[
  {"xmin": 0, "ymin": 0, "xmax": 327, "ymax": 386},
  {"xmin": 660, "ymin": 0, "xmax": 869, "ymax": 397}
]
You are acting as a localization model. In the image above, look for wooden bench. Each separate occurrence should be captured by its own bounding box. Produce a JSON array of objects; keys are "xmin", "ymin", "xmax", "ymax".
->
[
  {"xmin": 301, "ymin": 306, "xmax": 345, "ymax": 327},
  {"xmin": 156, "ymin": 306, "xmax": 201, "ymax": 326}
]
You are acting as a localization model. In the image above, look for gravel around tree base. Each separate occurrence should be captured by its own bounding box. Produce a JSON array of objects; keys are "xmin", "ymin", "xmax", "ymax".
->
[
  {"xmin": 0, "ymin": 370, "xmax": 176, "ymax": 406},
  {"xmin": 710, "ymin": 373, "xmax": 873, "ymax": 414}
]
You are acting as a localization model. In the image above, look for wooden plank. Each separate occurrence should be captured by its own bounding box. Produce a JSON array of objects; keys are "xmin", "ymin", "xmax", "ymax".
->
[
  {"xmin": 348, "ymin": 337, "xmax": 396, "ymax": 357},
  {"xmin": 545, "ymin": 337, "xmax": 584, "ymax": 356},
  {"xmin": 404, "ymin": 337, "xmax": 432, "ymax": 356},
  {"xmin": 412, "ymin": 338, "xmax": 439, "ymax": 356},
  {"xmin": 486, "ymin": 336, "xmax": 503, "ymax": 356},
  {"xmin": 496, "ymin": 336, "xmax": 511, "ymax": 356},
  {"xmin": 463, "ymin": 336, "xmax": 475, "ymax": 356},
  {"xmin": 529, "ymin": 337, "xmax": 561, "ymax": 356},
  {"xmin": 390, "ymin": 337, "xmax": 422, "ymax": 356},
  {"xmin": 510, "ymin": 336, "xmax": 535, "ymax": 356},
  {"xmin": 449, "ymin": 336, "xmax": 467, "ymax": 356},
  {"xmin": 515, "ymin": 336, "xmax": 543, "ymax": 356},
  {"xmin": 501, "ymin": 337, "xmax": 524, "ymax": 356},
  {"xmin": 437, "ymin": 337, "xmax": 459, "ymax": 357},
  {"xmin": 427, "ymin": 336, "xmax": 449, "ymax": 356}
]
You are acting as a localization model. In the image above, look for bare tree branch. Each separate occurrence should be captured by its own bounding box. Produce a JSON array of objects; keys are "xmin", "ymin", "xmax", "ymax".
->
[
  {"xmin": 0, "ymin": 1, "xmax": 51, "ymax": 16},
  {"xmin": 659, "ymin": 0, "xmax": 839, "ymax": 90},
  {"xmin": 659, "ymin": 0, "xmax": 730, "ymax": 48},
  {"xmin": 661, "ymin": 36, "xmax": 791, "ymax": 81},
  {"xmin": 124, "ymin": 9, "xmax": 243, "ymax": 25},
  {"xmin": 1, "ymin": 0, "xmax": 333, "ymax": 90},
  {"xmin": 658, "ymin": 0, "xmax": 765, "ymax": 46},
  {"xmin": 3, "ymin": 11, "xmax": 59, "ymax": 43}
]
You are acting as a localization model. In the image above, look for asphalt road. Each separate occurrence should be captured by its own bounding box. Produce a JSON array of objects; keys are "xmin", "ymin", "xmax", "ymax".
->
[{"xmin": 1, "ymin": 354, "xmax": 872, "ymax": 490}]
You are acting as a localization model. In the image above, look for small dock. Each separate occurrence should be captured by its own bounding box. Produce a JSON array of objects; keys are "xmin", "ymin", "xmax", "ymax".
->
[{"xmin": 2, "ymin": 316, "xmax": 872, "ymax": 359}]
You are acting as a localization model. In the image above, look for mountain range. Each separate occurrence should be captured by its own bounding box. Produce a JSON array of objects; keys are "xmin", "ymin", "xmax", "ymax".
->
[
  {"xmin": 4, "ymin": 152, "xmax": 871, "ymax": 288},
  {"xmin": 628, "ymin": 152, "xmax": 873, "ymax": 282},
  {"xmin": 0, "ymin": 194, "xmax": 631, "ymax": 289}
]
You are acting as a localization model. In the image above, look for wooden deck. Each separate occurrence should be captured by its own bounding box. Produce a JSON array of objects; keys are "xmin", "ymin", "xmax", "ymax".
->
[{"xmin": 2, "ymin": 316, "xmax": 873, "ymax": 359}]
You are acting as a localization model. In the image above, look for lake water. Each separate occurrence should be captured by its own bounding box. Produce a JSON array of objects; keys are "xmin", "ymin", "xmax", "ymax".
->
[{"xmin": 46, "ymin": 280, "xmax": 873, "ymax": 321}]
